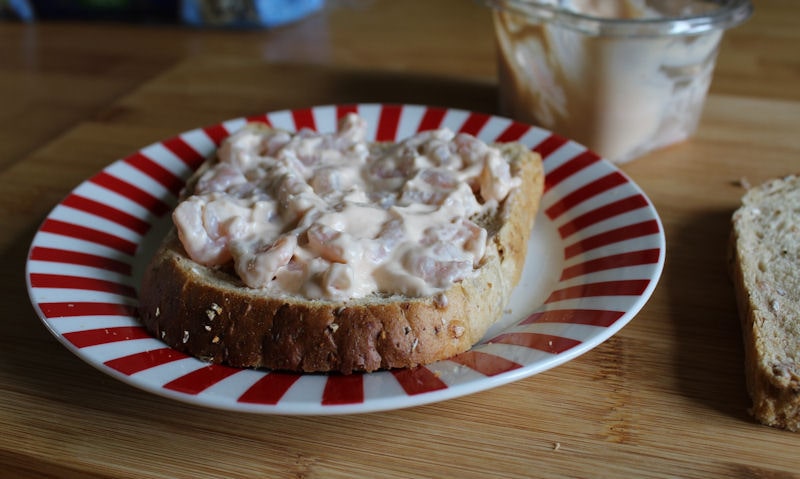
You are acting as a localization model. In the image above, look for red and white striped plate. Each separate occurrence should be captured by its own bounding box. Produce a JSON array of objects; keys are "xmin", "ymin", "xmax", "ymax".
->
[{"xmin": 26, "ymin": 104, "xmax": 664, "ymax": 414}]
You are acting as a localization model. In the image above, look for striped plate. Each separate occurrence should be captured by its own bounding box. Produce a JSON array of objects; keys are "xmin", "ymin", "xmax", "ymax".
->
[{"xmin": 26, "ymin": 104, "xmax": 665, "ymax": 414}]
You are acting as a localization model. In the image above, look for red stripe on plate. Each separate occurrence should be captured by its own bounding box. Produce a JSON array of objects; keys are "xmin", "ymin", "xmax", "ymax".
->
[
  {"xmin": 450, "ymin": 350, "xmax": 522, "ymax": 376},
  {"xmin": 61, "ymin": 194, "xmax": 150, "ymax": 235},
  {"xmin": 29, "ymin": 246, "xmax": 132, "ymax": 275},
  {"xmin": 494, "ymin": 121, "xmax": 531, "ymax": 143},
  {"xmin": 458, "ymin": 112, "xmax": 490, "ymax": 136},
  {"xmin": 163, "ymin": 364, "xmax": 241, "ymax": 395},
  {"xmin": 39, "ymin": 219, "xmax": 138, "ymax": 256},
  {"xmin": 238, "ymin": 372, "xmax": 302, "ymax": 405},
  {"xmin": 520, "ymin": 309, "xmax": 624, "ymax": 327},
  {"xmin": 38, "ymin": 301, "xmax": 137, "ymax": 319},
  {"xmin": 533, "ymin": 133, "xmax": 568, "ymax": 159},
  {"xmin": 29, "ymin": 273, "xmax": 136, "ymax": 297},
  {"xmin": 123, "ymin": 152, "xmax": 184, "ymax": 195},
  {"xmin": 564, "ymin": 220, "xmax": 661, "ymax": 259},
  {"xmin": 321, "ymin": 374, "xmax": 365, "ymax": 405},
  {"xmin": 546, "ymin": 172, "xmax": 629, "ymax": 220},
  {"xmin": 63, "ymin": 325, "xmax": 151, "ymax": 348},
  {"xmin": 203, "ymin": 124, "xmax": 230, "ymax": 146},
  {"xmin": 489, "ymin": 332, "xmax": 580, "ymax": 354},
  {"xmin": 391, "ymin": 367, "xmax": 448, "ymax": 395},
  {"xmin": 162, "ymin": 136, "xmax": 206, "ymax": 170},
  {"xmin": 104, "ymin": 348, "xmax": 187, "ymax": 375},
  {"xmin": 544, "ymin": 149, "xmax": 602, "ymax": 192},
  {"xmin": 376, "ymin": 104, "xmax": 402, "ymax": 141},
  {"xmin": 90, "ymin": 171, "xmax": 170, "ymax": 216},
  {"xmin": 558, "ymin": 195, "xmax": 649, "ymax": 238},
  {"xmin": 292, "ymin": 108, "xmax": 316, "ymax": 131},
  {"xmin": 337, "ymin": 104, "xmax": 358, "ymax": 119},
  {"xmin": 560, "ymin": 249, "xmax": 661, "ymax": 281},
  {"xmin": 246, "ymin": 113, "xmax": 272, "ymax": 125},
  {"xmin": 545, "ymin": 279, "xmax": 650, "ymax": 303},
  {"xmin": 417, "ymin": 107, "xmax": 447, "ymax": 132}
]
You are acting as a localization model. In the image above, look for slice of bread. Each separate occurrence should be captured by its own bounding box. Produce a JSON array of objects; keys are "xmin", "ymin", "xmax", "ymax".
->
[
  {"xmin": 138, "ymin": 124, "xmax": 544, "ymax": 374},
  {"xmin": 730, "ymin": 174, "xmax": 800, "ymax": 431}
]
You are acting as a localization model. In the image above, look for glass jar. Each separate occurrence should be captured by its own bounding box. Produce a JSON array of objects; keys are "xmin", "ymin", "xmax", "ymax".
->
[{"xmin": 486, "ymin": 0, "xmax": 753, "ymax": 163}]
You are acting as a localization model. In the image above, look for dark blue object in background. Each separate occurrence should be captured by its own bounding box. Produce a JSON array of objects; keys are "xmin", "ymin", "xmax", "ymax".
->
[
  {"xmin": 1, "ymin": 0, "xmax": 324, "ymax": 27},
  {"xmin": 181, "ymin": 0, "xmax": 324, "ymax": 28}
]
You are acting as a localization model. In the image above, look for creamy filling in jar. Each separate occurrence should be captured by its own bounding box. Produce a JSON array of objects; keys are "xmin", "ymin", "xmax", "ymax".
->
[{"xmin": 172, "ymin": 113, "xmax": 521, "ymax": 301}]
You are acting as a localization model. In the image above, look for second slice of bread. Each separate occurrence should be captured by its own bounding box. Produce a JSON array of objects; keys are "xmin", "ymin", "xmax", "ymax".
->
[{"xmin": 730, "ymin": 174, "xmax": 800, "ymax": 431}]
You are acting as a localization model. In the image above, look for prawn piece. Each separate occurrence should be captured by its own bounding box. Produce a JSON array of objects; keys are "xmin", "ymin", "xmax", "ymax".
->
[
  {"xmin": 306, "ymin": 223, "xmax": 352, "ymax": 264},
  {"xmin": 233, "ymin": 234, "xmax": 298, "ymax": 288},
  {"xmin": 172, "ymin": 196, "xmax": 247, "ymax": 266},
  {"xmin": 479, "ymin": 153, "xmax": 519, "ymax": 202},
  {"xmin": 321, "ymin": 263, "xmax": 355, "ymax": 297}
]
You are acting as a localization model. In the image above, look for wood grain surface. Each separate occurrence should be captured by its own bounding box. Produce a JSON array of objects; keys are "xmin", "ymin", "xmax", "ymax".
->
[{"xmin": 1, "ymin": 0, "xmax": 799, "ymax": 477}]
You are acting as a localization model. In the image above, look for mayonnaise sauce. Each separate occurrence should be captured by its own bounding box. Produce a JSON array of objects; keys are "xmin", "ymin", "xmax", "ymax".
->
[{"xmin": 173, "ymin": 114, "xmax": 521, "ymax": 300}]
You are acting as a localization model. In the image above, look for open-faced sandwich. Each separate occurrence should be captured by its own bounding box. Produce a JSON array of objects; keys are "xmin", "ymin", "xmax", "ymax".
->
[{"xmin": 139, "ymin": 113, "xmax": 544, "ymax": 374}]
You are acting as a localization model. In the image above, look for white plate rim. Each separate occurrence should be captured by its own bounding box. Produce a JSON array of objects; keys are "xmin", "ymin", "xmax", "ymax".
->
[{"xmin": 25, "ymin": 103, "xmax": 665, "ymax": 415}]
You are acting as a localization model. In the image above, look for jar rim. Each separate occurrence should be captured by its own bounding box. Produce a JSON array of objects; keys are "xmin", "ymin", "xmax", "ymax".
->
[{"xmin": 483, "ymin": 0, "xmax": 753, "ymax": 37}]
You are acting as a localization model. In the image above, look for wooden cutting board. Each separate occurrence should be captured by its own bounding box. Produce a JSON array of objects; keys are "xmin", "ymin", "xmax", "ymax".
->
[{"xmin": 2, "ymin": 0, "xmax": 800, "ymax": 475}]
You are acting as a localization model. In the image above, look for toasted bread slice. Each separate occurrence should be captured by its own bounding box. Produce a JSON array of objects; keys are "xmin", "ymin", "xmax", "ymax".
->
[
  {"xmin": 730, "ymin": 174, "xmax": 800, "ymax": 431},
  {"xmin": 139, "ymin": 122, "xmax": 543, "ymax": 374}
]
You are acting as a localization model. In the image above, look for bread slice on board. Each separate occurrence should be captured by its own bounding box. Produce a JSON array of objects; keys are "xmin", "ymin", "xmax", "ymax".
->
[
  {"xmin": 730, "ymin": 174, "xmax": 800, "ymax": 431},
  {"xmin": 139, "ymin": 124, "xmax": 544, "ymax": 374}
]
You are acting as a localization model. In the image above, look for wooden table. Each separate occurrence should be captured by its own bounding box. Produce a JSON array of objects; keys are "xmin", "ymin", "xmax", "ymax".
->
[{"xmin": 2, "ymin": 1, "xmax": 799, "ymax": 477}]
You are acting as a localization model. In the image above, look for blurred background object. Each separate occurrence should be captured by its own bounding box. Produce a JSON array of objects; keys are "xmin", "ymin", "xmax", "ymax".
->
[
  {"xmin": 0, "ymin": 0, "xmax": 324, "ymax": 27},
  {"xmin": 182, "ymin": 0, "xmax": 323, "ymax": 28},
  {"xmin": 0, "ymin": 0, "xmax": 34, "ymax": 21}
]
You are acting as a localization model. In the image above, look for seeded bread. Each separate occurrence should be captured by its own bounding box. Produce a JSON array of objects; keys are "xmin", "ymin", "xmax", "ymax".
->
[
  {"xmin": 139, "ymin": 141, "xmax": 543, "ymax": 374},
  {"xmin": 730, "ymin": 174, "xmax": 800, "ymax": 431}
]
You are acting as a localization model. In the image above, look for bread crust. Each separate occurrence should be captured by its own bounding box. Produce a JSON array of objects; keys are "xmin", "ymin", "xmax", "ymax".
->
[
  {"xmin": 730, "ymin": 174, "xmax": 800, "ymax": 431},
  {"xmin": 139, "ymin": 142, "xmax": 543, "ymax": 374}
]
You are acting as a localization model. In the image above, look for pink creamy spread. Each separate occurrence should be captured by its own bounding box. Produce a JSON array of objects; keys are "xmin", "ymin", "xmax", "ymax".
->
[{"xmin": 173, "ymin": 114, "xmax": 521, "ymax": 300}]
